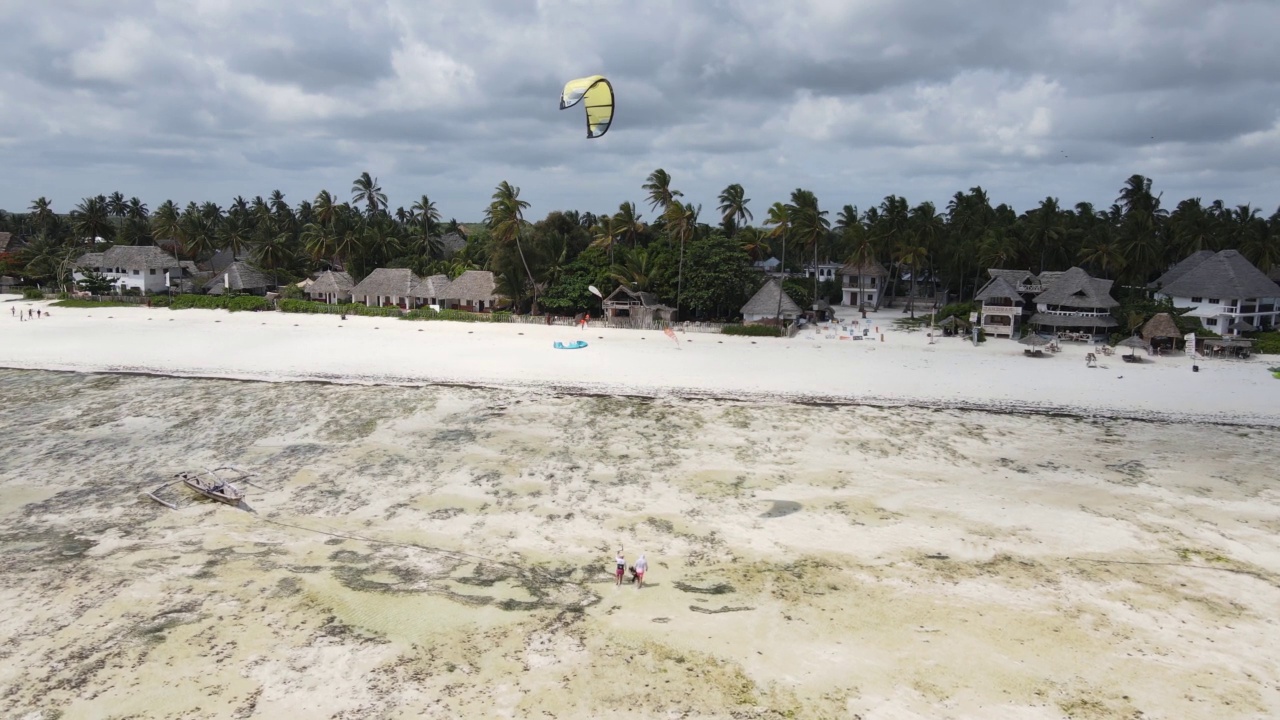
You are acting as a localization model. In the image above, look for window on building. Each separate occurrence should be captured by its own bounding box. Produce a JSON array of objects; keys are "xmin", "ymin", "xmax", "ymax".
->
[
  {"xmin": 1207, "ymin": 298, "xmax": 1219, "ymax": 304},
  {"xmin": 1205, "ymin": 318, "xmax": 1217, "ymax": 327},
  {"xmin": 1191, "ymin": 297, "xmax": 1202, "ymax": 303},
  {"xmin": 133, "ymin": 269, "xmax": 140, "ymax": 275},
  {"xmin": 149, "ymin": 268, "xmax": 156, "ymax": 275}
]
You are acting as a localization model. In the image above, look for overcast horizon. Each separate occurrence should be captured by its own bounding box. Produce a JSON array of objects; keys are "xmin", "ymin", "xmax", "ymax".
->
[{"xmin": 2, "ymin": 1, "xmax": 1279, "ymax": 222}]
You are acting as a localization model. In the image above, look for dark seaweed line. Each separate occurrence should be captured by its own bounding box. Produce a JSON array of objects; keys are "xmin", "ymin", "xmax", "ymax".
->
[{"xmin": 1, "ymin": 363, "xmax": 1276, "ymax": 430}]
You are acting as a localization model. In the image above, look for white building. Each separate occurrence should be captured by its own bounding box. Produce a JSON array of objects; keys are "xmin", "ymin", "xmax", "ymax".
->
[
  {"xmin": 838, "ymin": 259, "xmax": 889, "ymax": 308},
  {"xmin": 1151, "ymin": 250, "xmax": 1280, "ymax": 335},
  {"xmin": 803, "ymin": 261, "xmax": 843, "ymax": 283},
  {"xmin": 74, "ymin": 246, "xmax": 185, "ymax": 294}
]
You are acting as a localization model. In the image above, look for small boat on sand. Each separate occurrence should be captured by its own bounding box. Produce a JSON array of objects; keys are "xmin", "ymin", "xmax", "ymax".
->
[{"xmin": 147, "ymin": 467, "xmax": 256, "ymax": 509}]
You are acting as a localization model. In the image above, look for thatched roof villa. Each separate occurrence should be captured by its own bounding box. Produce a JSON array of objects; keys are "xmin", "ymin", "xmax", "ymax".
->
[
  {"xmin": 1028, "ymin": 267, "xmax": 1119, "ymax": 340},
  {"xmin": 350, "ymin": 268, "xmax": 420, "ymax": 309},
  {"xmin": 742, "ymin": 278, "xmax": 801, "ymax": 325},
  {"xmin": 205, "ymin": 261, "xmax": 276, "ymax": 296},
  {"xmin": 306, "ymin": 270, "xmax": 354, "ymax": 304}
]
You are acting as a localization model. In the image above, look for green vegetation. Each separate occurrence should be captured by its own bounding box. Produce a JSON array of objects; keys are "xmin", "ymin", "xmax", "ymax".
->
[
  {"xmin": 722, "ymin": 324, "xmax": 782, "ymax": 337},
  {"xmin": 168, "ymin": 294, "xmax": 270, "ymax": 312},
  {"xmin": 50, "ymin": 299, "xmax": 136, "ymax": 308},
  {"xmin": 402, "ymin": 308, "xmax": 508, "ymax": 323},
  {"xmin": 277, "ymin": 299, "xmax": 400, "ymax": 317},
  {"xmin": 22, "ymin": 288, "xmax": 44, "ymax": 299},
  {"xmin": 3, "ymin": 172, "xmax": 1278, "ymax": 323},
  {"xmin": 1251, "ymin": 333, "xmax": 1280, "ymax": 355}
]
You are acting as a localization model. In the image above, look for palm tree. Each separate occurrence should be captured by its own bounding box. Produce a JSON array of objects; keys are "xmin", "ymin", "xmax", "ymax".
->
[
  {"xmin": 665, "ymin": 201, "xmax": 699, "ymax": 318},
  {"xmin": 642, "ymin": 168, "xmax": 682, "ymax": 213},
  {"xmin": 737, "ymin": 227, "xmax": 771, "ymax": 262},
  {"xmin": 765, "ymin": 201, "xmax": 791, "ymax": 325},
  {"xmin": 906, "ymin": 201, "xmax": 943, "ymax": 315},
  {"xmin": 351, "ymin": 172, "xmax": 388, "ymax": 216},
  {"xmin": 610, "ymin": 246, "xmax": 661, "ymax": 292},
  {"xmin": 788, "ymin": 189, "xmax": 830, "ymax": 303},
  {"xmin": 590, "ymin": 215, "xmax": 622, "ymax": 264},
  {"xmin": 485, "ymin": 181, "xmax": 537, "ymax": 312},
  {"xmin": 314, "ymin": 190, "xmax": 339, "ymax": 227},
  {"xmin": 29, "ymin": 197, "xmax": 55, "ymax": 233},
  {"xmin": 615, "ymin": 201, "xmax": 643, "ymax": 248},
  {"xmin": 71, "ymin": 196, "xmax": 113, "ymax": 245},
  {"xmin": 151, "ymin": 200, "xmax": 181, "ymax": 251},
  {"xmin": 1027, "ymin": 197, "xmax": 1066, "ymax": 274},
  {"xmin": 107, "ymin": 191, "xmax": 127, "ymax": 219},
  {"xmin": 716, "ymin": 183, "xmax": 752, "ymax": 236},
  {"xmin": 411, "ymin": 195, "xmax": 442, "ymax": 237}
]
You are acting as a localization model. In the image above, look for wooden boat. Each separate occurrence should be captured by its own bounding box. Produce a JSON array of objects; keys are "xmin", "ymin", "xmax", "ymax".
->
[
  {"xmin": 147, "ymin": 467, "xmax": 254, "ymax": 508},
  {"xmin": 179, "ymin": 469, "xmax": 245, "ymax": 504}
]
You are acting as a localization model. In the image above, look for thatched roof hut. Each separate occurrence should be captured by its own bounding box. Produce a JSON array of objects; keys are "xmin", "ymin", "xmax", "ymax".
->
[
  {"xmin": 742, "ymin": 278, "xmax": 801, "ymax": 323},
  {"xmin": 838, "ymin": 259, "xmax": 889, "ymax": 278},
  {"xmin": 1140, "ymin": 312, "xmax": 1181, "ymax": 342},
  {"xmin": 306, "ymin": 270, "xmax": 354, "ymax": 302},
  {"xmin": 1033, "ymin": 267, "xmax": 1119, "ymax": 309},
  {"xmin": 443, "ymin": 270, "xmax": 497, "ymax": 305},
  {"xmin": 1153, "ymin": 250, "xmax": 1280, "ymax": 300},
  {"xmin": 412, "ymin": 274, "xmax": 452, "ymax": 302},
  {"xmin": 350, "ymin": 268, "xmax": 420, "ymax": 306},
  {"xmin": 205, "ymin": 261, "xmax": 275, "ymax": 295}
]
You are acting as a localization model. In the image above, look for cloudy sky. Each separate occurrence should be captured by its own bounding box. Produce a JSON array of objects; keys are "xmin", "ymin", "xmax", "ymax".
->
[{"xmin": 2, "ymin": 0, "xmax": 1279, "ymax": 222}]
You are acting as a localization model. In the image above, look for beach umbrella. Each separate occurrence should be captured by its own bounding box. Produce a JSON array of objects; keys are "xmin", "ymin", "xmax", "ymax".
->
[
  {"xmin": 1117, "ymin": 335, "xmax": 1148, "ymax": 357},
  {"xmin": 1018, "ymin": 333, "xmax": 1050, "ymax": 346},
  {"xmin": 1228, "ymin": 319, "xmax": 1257, "ymax": 333}
]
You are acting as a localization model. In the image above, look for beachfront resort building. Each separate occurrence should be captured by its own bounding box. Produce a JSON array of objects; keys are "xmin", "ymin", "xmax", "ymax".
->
[
  {"xmin": 438, "ymin": 270, "xmax": 498, "ymax": 312},
  {"xmin": 305, "ymin": 270, "xmax": 354, "ymax": 304},
  {"xmin": 838, "ymin": 259, "xmax": 889, "ymax": 308},
  {"xmin": 411, "ymin": 274, "xmax": 452, "ymax": 309},
  {"xmin": 974, "ymin": 275, "xmax": 1025, "ymax": 339},
  {"xmin": 349, "ymin": 268, "xmax": 420, "ymax": 309},
  {"xmin": 974, "ymin": 267, "xmax": 1118, "ymax": 341},
  {"xmin": 1028, "ymin": 267, "xmax": 1120, "ymax": 340},
  {"xmin": 803, "ymin": 261, "xmax": 843, "ymax": 284},
  {"xmin": 741, "ymin": 278, "xmax": 802, "ymax": 325},
  {"xmin": 74, "ymin": 246, "xmax": 186, "ymax": 294},
  {"xmin": 1150, "ymin": 250, "xmax": 1280, "ymax": 335}
]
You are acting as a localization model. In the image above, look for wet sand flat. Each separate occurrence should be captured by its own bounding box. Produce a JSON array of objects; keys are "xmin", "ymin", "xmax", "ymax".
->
[{"xmin": 0, "ymin": 368, "xmax": 1278, "ymax": 719}]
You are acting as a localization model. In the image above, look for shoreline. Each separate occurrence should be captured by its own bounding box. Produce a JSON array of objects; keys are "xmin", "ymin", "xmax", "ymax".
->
[{"xmin": 1, "ymin": 362, "xmax": 1276, "ymax": 428}]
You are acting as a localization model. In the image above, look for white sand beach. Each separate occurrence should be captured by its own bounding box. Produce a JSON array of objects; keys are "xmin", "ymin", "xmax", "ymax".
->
[
  {"xmin": 1, "ymin": 296, "xmax": 1277, "ymax": 424},
  {"xmin": 1, "ymin": 295, "xmax": 1279, "ymax": 719}
]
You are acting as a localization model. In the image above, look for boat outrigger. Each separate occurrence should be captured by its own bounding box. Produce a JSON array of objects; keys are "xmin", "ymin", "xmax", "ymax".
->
[{"xmin": 146, "ymin": 467, "xmax": 259, "ymax": 509}]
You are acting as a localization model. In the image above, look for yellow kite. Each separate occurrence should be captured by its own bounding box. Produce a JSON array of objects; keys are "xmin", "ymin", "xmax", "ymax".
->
[{"xmin": 560, "ymin": 75, "xmax": 614, "ymax": 139}]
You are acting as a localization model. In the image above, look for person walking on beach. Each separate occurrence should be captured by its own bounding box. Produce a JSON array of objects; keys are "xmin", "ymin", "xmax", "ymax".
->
[
  {"xmin": 28, "ymin": 308, "xmax": 33, "ymax": 318},
  {"xmin": 614, "ymin": 549, "xmax": 626, "ymax": 586},
  {"xmin": 634, "ymin": 553, "xmax": 648, "ymax": 589}
]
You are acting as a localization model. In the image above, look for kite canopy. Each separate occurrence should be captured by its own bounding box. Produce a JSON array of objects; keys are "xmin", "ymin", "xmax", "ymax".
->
[{"xmin": 560, "ymin": 75, "xmax": 614, "ymax": 138}]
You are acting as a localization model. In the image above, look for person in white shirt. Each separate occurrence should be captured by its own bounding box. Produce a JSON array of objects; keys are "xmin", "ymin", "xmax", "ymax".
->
[
  {"xmin": 634, "ymin": 554, "xmax": 648, "ymax": 589},
  {"xmin": 614, "ymin": 549, "xmax": 625, "ymax": 586}
]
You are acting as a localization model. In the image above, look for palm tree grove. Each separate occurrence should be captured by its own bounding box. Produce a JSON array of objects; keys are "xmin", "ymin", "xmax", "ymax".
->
[{"xmin": 3, "ymin": 172, "xmax": 1279, "ymax": 325}]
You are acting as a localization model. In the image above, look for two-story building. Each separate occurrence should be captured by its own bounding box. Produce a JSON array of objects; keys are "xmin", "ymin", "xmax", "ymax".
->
[
  {"xmin": 974, "ymin": 276, "xmax": 1025, "ymax": 338},
  {"xmin": 1150, "ymin": 250, "xmax": 1280, "ymax": 335},
  {"xmin": 74, "ymin": 246, "xmax": 185, "ymax": 294},
  {"xmin": 838, "ymin": 259, "xmax": 889, "ymax": 309},
  {"xmin": 1028, "ymin": 267, "xmax": 1119, "ymax": 340}
]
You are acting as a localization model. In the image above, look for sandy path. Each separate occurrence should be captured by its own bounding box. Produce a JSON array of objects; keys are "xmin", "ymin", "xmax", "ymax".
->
[{"xmin": 0, "ymin": 369, "xmax": 1277, "ymax": 718}]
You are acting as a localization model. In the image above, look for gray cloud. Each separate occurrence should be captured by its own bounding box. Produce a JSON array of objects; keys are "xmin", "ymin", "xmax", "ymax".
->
[{"xmin": 1, "ymin": 0, "xmax": 1279, "ymax": 222}]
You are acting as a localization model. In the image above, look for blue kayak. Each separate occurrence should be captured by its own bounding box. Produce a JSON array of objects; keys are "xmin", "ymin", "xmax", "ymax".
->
[{"xmin": 554, "ymin": 340, "xmax": 588, "ymax": 349}]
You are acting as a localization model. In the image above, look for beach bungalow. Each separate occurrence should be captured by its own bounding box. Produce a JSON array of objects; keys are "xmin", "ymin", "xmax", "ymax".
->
[
  {"xmin": 741, "ymin": 278, "xmax": 801, "ymax": 325},
  {"xmin": 73, "ymin": 245, "xmax": 185, "ymax": 295},
  {"xmin": 803, "ymin": 261, "xmax": 843, "ymax": 284},
  {"xmin": 1150, "ymin": 250, "xmax": 1280, "ymax": 335},
  {"xmin": 411, "ymin": 274, "xmax": 452, "ymax": 309},
  {"xmin": 602, "ymin": 285, "xmax": 675, "ymax": 323},
  {"xmin": 1028, "ymin": 267, "xmax": 1119, "ymax": 341},
  {"xmin": 1140, "ymin": 312, "xmax": 1183, "ymax": 352},
  {"xmin": 205, "ymin": 261, "xmax": 276, "ymax": 296},
  {"xmin": 438, "ymin": 270, "xmax": 498, "ymax": 312},
  {"xmin": 349, "ymin": 268, "xmax": 420, "ymax": 309},
  {"xmin": 974, "ymin": 275, "xmax": 1025, "ymax": 339},
  {"xmin": 838, "ymin": 259, "xmax": 889, "ymax": 308},
  {"xmin": 305, "ymin": 270, "xmax": 354, "ymax": 304}
]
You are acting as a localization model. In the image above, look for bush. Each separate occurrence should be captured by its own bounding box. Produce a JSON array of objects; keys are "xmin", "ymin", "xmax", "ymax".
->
[
  {"xmin": 931, "ymin": 302, "xmax": 976, "ymax": 324},
  {"xmin": 722, "ymin": 324, "xmax": 782, "ymax": 337},
  {"xmin": 22, "ymin": 288, "xmax": 44, "ymax": 300},
  {"xmin": 168, "ymin": 294, "xmax": 268, "ymax": 312},
  {"xmin": 279, "ymin": 299, "xmax": 402, "ymax": 317},
  {"xmin": 1251, "ymin": 332, "xmax": 1280, "ymax": 355},
  {"xmin": 402, "ymin": 308, "xmax": 505, "ymax": 323}
]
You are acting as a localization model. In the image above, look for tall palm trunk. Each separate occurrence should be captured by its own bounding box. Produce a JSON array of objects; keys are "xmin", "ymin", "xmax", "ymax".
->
[{"xmin": 775, "ymin": 235, "xmax": 786, "ymax": 327}]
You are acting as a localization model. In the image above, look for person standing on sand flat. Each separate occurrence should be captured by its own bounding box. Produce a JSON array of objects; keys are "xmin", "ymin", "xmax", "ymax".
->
[
  {"xmin": 634, "ymin": 554, "xmax": 648, "ymax": 589},
  {"xmin": 614, "ymin": 549, "xmax": 626, "ymax": 586}
]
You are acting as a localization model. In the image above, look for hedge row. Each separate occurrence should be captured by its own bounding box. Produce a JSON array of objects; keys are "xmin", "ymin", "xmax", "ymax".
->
[
  {"xmin": 722, "ymin": 324, "xmax": 782, "ymax": 337},
  {"xmin": 168, "ymin": 294, "xmax": 270, "ymax": 312},
  {"xmin": 277, "ymin": 299, "xmax": 403, "ymax": 317},
  {"xmin": 1250, "ymin": 332, "xmax": 1280, "ymax": 355},
  {"xmin": 402, "ymin": 308, "xmax": 511, "ymax": 323}
]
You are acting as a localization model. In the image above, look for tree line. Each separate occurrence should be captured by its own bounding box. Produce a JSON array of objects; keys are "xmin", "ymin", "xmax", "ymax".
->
[{"xmin": 2, "ymin": 172, "xmax": 1278, "ymax": 320}]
